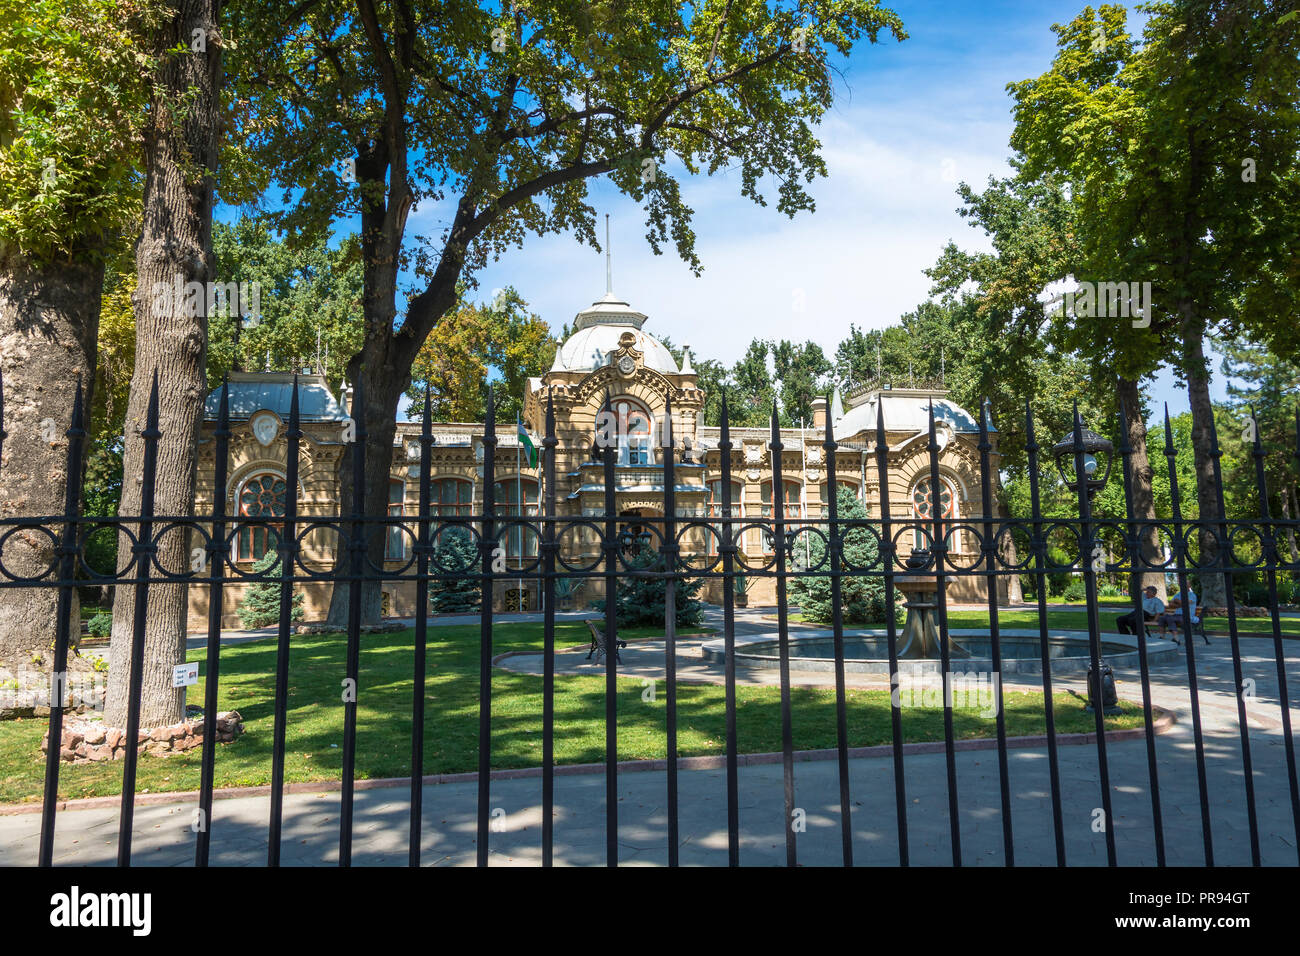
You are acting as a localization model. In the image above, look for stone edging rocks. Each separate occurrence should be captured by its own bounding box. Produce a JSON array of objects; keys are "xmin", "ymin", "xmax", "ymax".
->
[{"xmin": 39, "ymin": 711, "xmax": 245, "ymax": 764}]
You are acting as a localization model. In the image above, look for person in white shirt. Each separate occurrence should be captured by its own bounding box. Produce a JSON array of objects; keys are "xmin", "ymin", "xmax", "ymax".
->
[
  {"xmin": 1117, "ymin": 585, "xmax": 1164, "ymax": 637},
  {"xmin": 1157, "ymin": 587, "xmax": 1199, "ymax": 642}
]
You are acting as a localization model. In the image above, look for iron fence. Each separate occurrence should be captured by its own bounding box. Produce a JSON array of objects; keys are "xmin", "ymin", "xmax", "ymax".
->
[{"xmin": 2, "ymin": 369, "xmax": 1299, "ymax": 867}]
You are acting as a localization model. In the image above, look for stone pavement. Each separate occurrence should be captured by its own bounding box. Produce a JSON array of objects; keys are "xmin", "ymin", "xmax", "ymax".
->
[{"xmin": 5, "ymin": 607, "xmax": 1297, "ymax": 866}]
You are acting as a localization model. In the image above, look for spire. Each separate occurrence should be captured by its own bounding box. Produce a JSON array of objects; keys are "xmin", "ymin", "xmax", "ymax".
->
[{"xmin": 680, "ymin": 342, "xmax": 694, "ymax": 374}]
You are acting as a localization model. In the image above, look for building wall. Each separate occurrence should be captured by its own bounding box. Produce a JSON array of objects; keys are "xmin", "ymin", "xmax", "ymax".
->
[{"xmin": 187, "ymin": 375, "xmax": 1004, "ymax": 630}]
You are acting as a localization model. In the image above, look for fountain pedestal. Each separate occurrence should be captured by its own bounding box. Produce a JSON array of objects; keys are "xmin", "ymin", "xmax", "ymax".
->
[{"xmin": 894, "ymin": 574, "xmax": 970, "ymax": 660}]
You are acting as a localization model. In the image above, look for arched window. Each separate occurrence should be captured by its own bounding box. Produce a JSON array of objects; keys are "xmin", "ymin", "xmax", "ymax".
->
[
  {"xmin": 707, "ymin": 479, "xmax": 743, "ymax": 554},
  {"xmin": 494, "ymin": 477, "xmax": 539, "ymax": 559},
  {"xmin": 911, "ymin": 476, "xmax": 959, "ymax": 551},
  {"xmin": 386, "ymin": 479, "xmax": 406, "ymax": 561},
  {"xmin": 595, "ymin": 396, "xmax": 654, "ymax": 466},
  {"xmin": 236, "ymin": 472, "xmax": 287, "ymax": 562}
]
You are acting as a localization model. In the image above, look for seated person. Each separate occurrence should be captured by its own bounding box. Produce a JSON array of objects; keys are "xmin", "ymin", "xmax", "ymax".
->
[
  {"xmin": 1157, "ymin": 587, "xmax": 1199, "ymax": 642},
  {"xmin": 1116, "ymin": 585, "xmax": 1164, "ymax": 636}
]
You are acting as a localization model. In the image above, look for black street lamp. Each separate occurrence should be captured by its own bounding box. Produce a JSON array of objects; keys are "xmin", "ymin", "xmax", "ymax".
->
[
  {"xmin": 1050, "ymin": 426, "xmax": 1113, "ymax": 500},
  {"xmin": 1050, "ymin": 417, "xmax": 1122, "ymax": 714},
  {"xmin": 763, "ymin": 527, "xmax": 797, "ymax": 560}
]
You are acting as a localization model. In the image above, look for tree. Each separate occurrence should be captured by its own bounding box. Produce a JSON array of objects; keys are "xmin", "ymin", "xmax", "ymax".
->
[
  {"xmin": 1007, "ymin": 0, "xmax": 1300, "ymax": 605},
  {"xmin": 1218, "ymin": 340, "xmax": 1300, "ymax": 562},
  {"xmin": 229, "ymin": 0, "xmax": 908, "ymax": 625},
  {"xmin": 107, "ymin": 0, "xmax": 225, "ymax": 729},
  {"xmin": 237, "ymin": 551, "xmax": 304, "ymax": 628},
  {"xmin": 429, "ymin": 529, "xmax": 482, "ymax": 613},
  {"xmin": 405, "ymin": 288, "xmax": 557, "ymax": 424},
  {"xmin": 593, "ymin": 543, "xmax": 704, "ymax": 628},
  {"xmin": 926, "ymin": 159, "xmax": 1166, "ymax": 596},
  {"xmin": 207, "ymin": 217, "xmax": 365, "ymax": 391},
  {"xmin": 729, "ymin": 339, "xmax": 778, "ymax": 427},
  {"xmin": 772, "ymin": 339, "xmax": 831, "ymax": 425},
  {"xmin": 789, "ymin": 486, "xmax": 892, "ymax": 624},
  {"xmin": 0, "ymin": 0, "xmax": 161, "ymax": 669}
]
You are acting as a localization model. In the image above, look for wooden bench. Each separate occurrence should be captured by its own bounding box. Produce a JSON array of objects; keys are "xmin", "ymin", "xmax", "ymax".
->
[{"xmin": 585, "ymin": 620, "xmax": 626, "ymax": 664}]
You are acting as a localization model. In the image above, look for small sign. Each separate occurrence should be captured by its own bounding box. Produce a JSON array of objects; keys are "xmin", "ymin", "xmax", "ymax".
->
[{"xmin": 172, "ymin": 662, "xmax": 199, "ymax": 688}]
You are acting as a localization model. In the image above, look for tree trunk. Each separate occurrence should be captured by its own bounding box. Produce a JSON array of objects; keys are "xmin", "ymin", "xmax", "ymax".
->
[
  {"xmin": 0, "ymin": 247, "xmax": 102, "ymax": 667},
  {"xmin": 324, "ymin": 349, "xmax": 403, "ymax": 627},
  {"xmin": 105, "ymin": 0, "xmax": 222, "ymax": 729},
  {"xmin": 1285, "ymin": 484, "xmax": 1299, "ymax": 565},
  {"xmin": 1117, "ymin": 375, "xmax": 1166, "ymax": 601},
  {"xmin": 1179, "ymin": 303, "xmax": 1227, "ymax": 608}
]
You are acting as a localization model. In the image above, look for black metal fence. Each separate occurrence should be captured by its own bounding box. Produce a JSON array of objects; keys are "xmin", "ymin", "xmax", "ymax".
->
[{"xmin": 2, "ymin": 369, "xmax": 1299, "ymax": 867}]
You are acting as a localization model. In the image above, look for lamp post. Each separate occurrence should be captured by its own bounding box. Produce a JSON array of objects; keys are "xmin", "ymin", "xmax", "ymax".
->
[{"xmin": 1051, "ymin": 420, "xmax": 1121, "ymax": 714}]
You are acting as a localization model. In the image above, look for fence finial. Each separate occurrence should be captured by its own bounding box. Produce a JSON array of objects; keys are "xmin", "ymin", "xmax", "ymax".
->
[
  {"xmin": 662, "ymin": 390, "xmax": 674, "ymax": 449},
  {"xmin": 1162, "ymin": 403, "xmax": 1175, "ymax": 457}
]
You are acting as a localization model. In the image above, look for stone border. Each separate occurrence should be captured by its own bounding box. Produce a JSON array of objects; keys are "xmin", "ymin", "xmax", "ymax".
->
[
  {"xmin": 699, "ymin": 628, "xmax": 1181, "ymax": 675},
  {"xmin": 0, "ymin": 706, "xmax": 1174, "ymax": 816}
]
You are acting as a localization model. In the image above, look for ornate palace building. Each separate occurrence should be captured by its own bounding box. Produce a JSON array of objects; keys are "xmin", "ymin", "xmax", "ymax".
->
[{"xmin": 190, "ymin": 285, "xmax": 1005, "ymax": 629}]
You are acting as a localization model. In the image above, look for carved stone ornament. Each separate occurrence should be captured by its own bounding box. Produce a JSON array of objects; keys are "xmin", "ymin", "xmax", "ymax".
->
[
  {"xmin": 744, "ymin": 442, "xmax": 763, "ymax": 466},
  {"xmin": 251, "ymin": 411, "xmax": 279, "ymax": 447},
  {"xmin": 806, "ymin": 447, "xmax": 822, "ymax": 466},
  {"xmin": 613, "ymin": 331, "xmax": 642, "ymax": 379}
]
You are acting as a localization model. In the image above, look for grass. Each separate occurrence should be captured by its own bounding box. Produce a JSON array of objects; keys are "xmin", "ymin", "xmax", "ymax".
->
[{"xmin": 0, "ymin": 621, "xmax": 1145, "ymax": 805}]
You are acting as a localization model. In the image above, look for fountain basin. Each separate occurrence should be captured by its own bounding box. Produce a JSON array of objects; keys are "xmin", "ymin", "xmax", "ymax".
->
[{"xmin": 699, "ymin": 628, "xmax": 1178, "ymax": 675}]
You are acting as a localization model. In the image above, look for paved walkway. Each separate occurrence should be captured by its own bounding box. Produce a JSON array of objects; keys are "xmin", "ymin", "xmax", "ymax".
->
[{"xmin": 9, "ymin": 607, "xmax": 1298, "ymax": 866}]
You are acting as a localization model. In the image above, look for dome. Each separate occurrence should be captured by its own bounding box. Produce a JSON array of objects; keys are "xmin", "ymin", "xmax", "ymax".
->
[{"xmin": 551, "ymin": 292, "xmax": 679, "ymax": 373}]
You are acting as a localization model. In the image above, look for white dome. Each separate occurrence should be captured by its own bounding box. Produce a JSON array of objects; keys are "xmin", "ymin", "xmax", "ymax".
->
[{"xmin": 551, "ymin": 292, "xmax": 679, "ymax": 373}]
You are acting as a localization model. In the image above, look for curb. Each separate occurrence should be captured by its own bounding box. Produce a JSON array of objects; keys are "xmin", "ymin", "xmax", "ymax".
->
[{"xmin": 0, "ymin": 706, "xmax": 1174, "ymax": 816}]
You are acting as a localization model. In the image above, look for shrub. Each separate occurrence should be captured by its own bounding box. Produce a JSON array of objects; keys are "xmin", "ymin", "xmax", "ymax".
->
[
  {"xmin": 593, "ymin": 543, "xmax": 704, "ymax": 628},
  {"xmin": 428, "ymin": 529, "xmax": 482, "ymax": 613},
  {"xmin": 789, "ymin": 487, "xmax": 895, "ymax": 625},
  {"xmin": 1098, "ymin": 583, "xmax": 1123, "ymax": 598},
  {"xmin": 86, "ymin": 612, "xmax": 113, "ymax": 638},
  {"xmin": 237, "ymin": 551, "xmax": 304, "ymax": 628},
  {"xmin": 1062, "ymin": 578, "xmax": 1086, "ymax": 602}
]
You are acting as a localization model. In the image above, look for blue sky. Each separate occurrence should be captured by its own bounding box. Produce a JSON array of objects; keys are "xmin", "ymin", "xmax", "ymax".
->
[{"xmin": 222, "ymin": 0, "xmax": 1231, "ymax": 421}]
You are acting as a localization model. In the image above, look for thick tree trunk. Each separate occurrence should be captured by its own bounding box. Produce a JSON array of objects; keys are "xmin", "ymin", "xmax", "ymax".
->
[
  {"xmin": 324, "ymin": 350, "xmax": 403, "ymax": 627},
  {"xmin": 0, "ymin": 247, "xmax": 102, "ymax": 667},
  {"xmin": 1117, "ymin": 375, "xmax": 1166, "ymax": 601},
  {"xmin": 1179, "ymin": 305, "xmax": 1227, "ymax": 608},
  {"xmin": 105, "ymin": 0, "xmax": 222, "ymax": 729}
]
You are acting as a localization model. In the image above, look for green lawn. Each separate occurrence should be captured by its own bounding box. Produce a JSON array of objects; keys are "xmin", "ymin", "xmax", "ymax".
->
[{"xmin": 0, "ymin": 622, "xmax": 1144, "ymax": 805}]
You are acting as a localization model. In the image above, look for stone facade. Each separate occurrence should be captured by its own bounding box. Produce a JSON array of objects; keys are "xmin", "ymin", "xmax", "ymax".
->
[{"xmin": 187, "ymin": 289, "xmax": 1006, "ymax": 629}]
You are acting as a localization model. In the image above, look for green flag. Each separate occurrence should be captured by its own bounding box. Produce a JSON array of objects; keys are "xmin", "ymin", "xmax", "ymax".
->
[{"xmin": 517, "ymin": 417, "xmax": 538, "ymax": 468}]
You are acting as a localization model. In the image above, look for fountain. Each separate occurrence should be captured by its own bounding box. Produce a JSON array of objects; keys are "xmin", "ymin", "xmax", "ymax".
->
[{"xmin": 895, "ymin": 548, "xmax": 969, "ymax": 660}]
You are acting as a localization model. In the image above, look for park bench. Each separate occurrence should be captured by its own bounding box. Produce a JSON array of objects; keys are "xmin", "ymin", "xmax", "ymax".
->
[{"xmin": 585, "ymin": 620, "xmax": 626, "ymax": 664}]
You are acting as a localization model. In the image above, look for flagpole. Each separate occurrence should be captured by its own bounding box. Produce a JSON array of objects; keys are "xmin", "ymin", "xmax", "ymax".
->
[
  {"xmin": 517, "ymin": 415, "xmax": 523, "ymax": 612},
  {"xmin": 801, "ymin": 418, "xmax": 809, "ymax": 567}
]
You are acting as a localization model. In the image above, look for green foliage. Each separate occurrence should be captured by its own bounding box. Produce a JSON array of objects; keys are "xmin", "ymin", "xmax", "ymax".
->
[
  {"xmin": 0, "ymin": 0, "xmax": 164, "ymax": 261},
  {"xmin": 208, "ymin": 217, "xmax": 365, "ymax": 392},
  {"xmin": 237, "ymin": 552, "xmax": 304, "ymax": 629},
  {"xmin": 788, "ymin": 487, "xmax": 894, "ymax": 625},
  {"xmin": 429, "ymin": 530, "xmax": 482, "ymax": 613},
  {"xmin": 593, "ymin": 544, "xmax": 704, "ymax": 628},
  {"xmin": 1062, "ymin": 579, "xmax": 1086, "ymax": 603},
  {"xmin": 405, "ymin": 288, "xmax": 558, "ymax": 425},
  {"xmin": 86, "ymin": 612, "xmax": 112, "ymax": 639}
]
